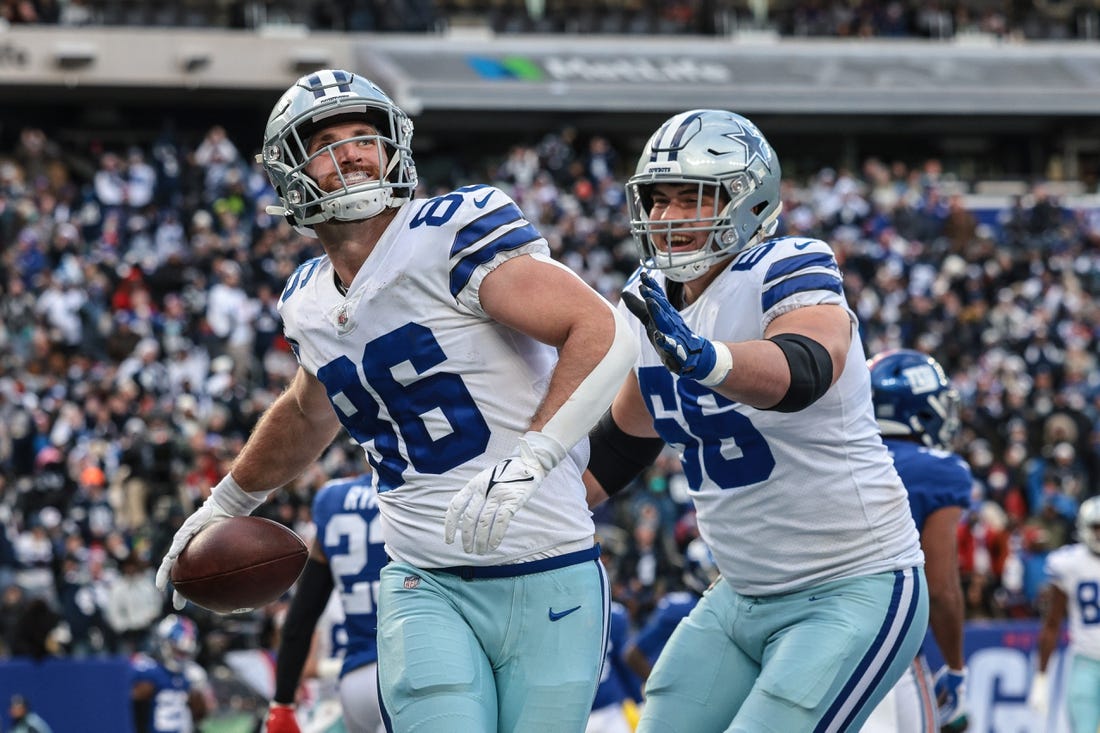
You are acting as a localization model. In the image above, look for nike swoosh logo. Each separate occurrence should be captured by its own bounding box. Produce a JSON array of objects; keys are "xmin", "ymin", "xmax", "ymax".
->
[
  {"xmin": 808, "ymin": 594, "xmax": 839, "ymax": 602},
  {"xmin": 473, "ymin": 191, "xmax": 493, "ymax": 208},
  {"xmin": 548, "ymin": 605, "xmax": 581, "ymax": 621},
  {"xmin": 793, "ymin": 242, "xmax": 812, "ymax": 250}
]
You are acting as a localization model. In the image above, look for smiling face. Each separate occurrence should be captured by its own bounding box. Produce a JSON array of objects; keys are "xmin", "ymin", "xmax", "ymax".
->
[
  {"xmin": 646, "ymin": 182, "xmax": 726, "ymax": 255},
  {"xmin": 304, "ymin": 121, "xmax": 389, "ymax": 193}
]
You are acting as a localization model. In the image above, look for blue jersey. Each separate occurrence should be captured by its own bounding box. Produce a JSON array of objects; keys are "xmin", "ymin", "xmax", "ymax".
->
[
  {"xmin": 313, "ymin": 474, "xmax": 386, "ymax": 676},
  {"xmin": 884, "ymin": 439, "xmax": 972, "ymax": 532},
  {"xmin": 130, "ymin": 654, "xmax": 196, "ymax": 733},
  {"xmin": 591, "ymin": 601, "xmax": 635, "ymax": 709},
  {"xmin": 633, "ymin": 591, "xmax": 698, "ymax": 663}
]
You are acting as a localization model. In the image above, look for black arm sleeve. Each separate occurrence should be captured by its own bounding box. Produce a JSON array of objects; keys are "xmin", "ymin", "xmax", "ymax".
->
[
  {"xmin": 588, "ymin": 410, "xmax": 666, "ymax": 497},
  {"xmin": 272, "ymin": 557, "xmax": 336, "ymax": 704},
  {"xmin": 132, "ymin": 698, "xmax": 152, "ymax": 733},
  {"xmin": 765, "ymin": 332, "xmax": 834, "ymax": 413}
]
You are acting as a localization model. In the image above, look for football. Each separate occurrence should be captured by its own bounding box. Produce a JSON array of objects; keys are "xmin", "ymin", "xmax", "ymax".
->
[{"xmin": 170, "ymin": 516, "xmax": 308, "ymax": 614}]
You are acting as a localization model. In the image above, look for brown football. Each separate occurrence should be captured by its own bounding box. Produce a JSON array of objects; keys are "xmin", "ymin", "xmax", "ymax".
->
[{"xmin": 169, "ymin": 516, "xmax": 308, "ymax": 614}]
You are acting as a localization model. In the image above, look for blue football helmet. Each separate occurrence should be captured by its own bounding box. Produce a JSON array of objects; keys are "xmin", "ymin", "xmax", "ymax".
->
[
  {"xmin": 260, "ymin": 69, "xmax": 417, "ymax": 237},
  {"xmin": 155, "ymin": 614, "xmax": 198, "ymax": 670},
  {"xmin": 868, "ymin": 349, "xmax": 960, "ymax": 450},
  {"xmin": 1078, "ymin": 496, "xmax": 1100, "ymax": 555},
  {"xmin": 626, "ymin": 109, "xmax": 782, "ymax": 282}
]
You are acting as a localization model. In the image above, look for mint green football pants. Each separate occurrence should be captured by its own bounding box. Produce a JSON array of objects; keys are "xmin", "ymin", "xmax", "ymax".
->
[
  {"xmin": 639, "ymin": 567, "xmax": 929, "ymax": 733},
  {"xmin": 376, "ymin": 549, "xmax": 608, "ymax": 732}
]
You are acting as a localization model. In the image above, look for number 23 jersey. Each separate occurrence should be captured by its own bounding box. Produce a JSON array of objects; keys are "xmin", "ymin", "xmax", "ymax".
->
[
  {"xmin": 621, "ymin": 237, "xmax": 922, "ymax": 596},
  {"xmin": 279, "ymin": 185, "xmax": 594, "ymax": 568}
]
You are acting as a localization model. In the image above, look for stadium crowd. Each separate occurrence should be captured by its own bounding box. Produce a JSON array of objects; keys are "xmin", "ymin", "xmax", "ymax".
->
[
  {"xmin": 0, "ymin": 118, "xmax": 1097, "ymax": 678},
  {"xmin": 3, "ymin": 0, "xmax": 1099, "ymax": 40}
]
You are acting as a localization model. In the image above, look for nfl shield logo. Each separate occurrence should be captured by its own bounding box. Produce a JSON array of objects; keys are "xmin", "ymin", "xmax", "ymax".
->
[{"xmin": 403, "ymin": 575, "xmax": 421, "ymax": 589}]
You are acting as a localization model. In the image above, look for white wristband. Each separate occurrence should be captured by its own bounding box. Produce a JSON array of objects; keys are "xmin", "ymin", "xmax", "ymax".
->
[
  {"xmin": 698, "ymin": 341, "xmax": 733, "ymax": 387},
  {"xmin": 210, "ymin": 474, "xmax": 267, "ymax": 516}
]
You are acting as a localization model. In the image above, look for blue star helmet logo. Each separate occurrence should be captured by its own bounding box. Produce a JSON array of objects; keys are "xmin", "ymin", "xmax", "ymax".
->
[{"xmin": 723, "ymin": 118, "xmax": 773, "ymax": 175}]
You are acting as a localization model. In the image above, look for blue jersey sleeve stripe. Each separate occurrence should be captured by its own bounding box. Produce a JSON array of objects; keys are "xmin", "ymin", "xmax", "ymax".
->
[
  {"xmin": 449, "ymin": 202, "xmax": 525, "ymax": 257},
  {"xmin": 761, "ymin": 272, "xmax": 843, "ymax": 312},
  {"xmin": 449, "ymin": 223, "xmax": 541, "ymax": 297},
  {"xmin": 764, "ymin": 252, "xmax": 838, "ymax": 284}
]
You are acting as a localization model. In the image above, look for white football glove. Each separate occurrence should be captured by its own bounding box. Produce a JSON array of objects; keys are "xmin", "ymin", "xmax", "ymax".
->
[
  {"xmin": 155, "ymin": 475, "xmax": 266, "ymax": 609},
  {"xmin": 444, "ymin": 431, "xmax": 565, "ymax": 555},
  {"xmin": 1026, "ymin": 670, "xmax": 1049, "ymax": 715}
]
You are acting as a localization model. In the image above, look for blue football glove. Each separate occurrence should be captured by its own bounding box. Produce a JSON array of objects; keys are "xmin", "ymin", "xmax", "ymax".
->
[
  {"xmin": 933, "ymin": 666, "xmax": 968, "ymax": 732},
  {"xmin": 621, "ymin": 271, "xmax": 731, "ymax": 387}
]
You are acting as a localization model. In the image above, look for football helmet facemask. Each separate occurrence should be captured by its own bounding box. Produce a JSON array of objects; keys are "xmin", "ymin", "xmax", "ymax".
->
[
  {"xmin": 626, "ymin": 109, "xmax": 782, "ymax": 282},
  {"xmin": 868, "ymin": 349, "xmax": 961, "ymax": 450},
  {"xmin": 260, "ymin": 69, "xmax": 417, "ymax": 237},
  {"xmin": 1078, "ymin": 496, "xmax": 1100, "ymax": 555},
  {"xmin": 155, "ymin": 614, "xmax": 198, "ymax": 671}
]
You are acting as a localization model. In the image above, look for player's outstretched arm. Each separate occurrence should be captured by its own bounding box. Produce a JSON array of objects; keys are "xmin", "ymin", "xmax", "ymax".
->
[
  {"xmin": 923, "ymin": 505, "xmax": 969, "ymax": 729},
  {"xmin": 445, "ymin": 253, "xmax": 638, "ymax": 553},
  {"xmin": 1029, "ymin": 583, "xmax": 1068, "ymax": 714},
  {"xmin": 158, "ymin": 368, "xmax": 342, "ymax": 605},
  {"xmin": 231, "ymin": 367, "xmax": 342, "ymax": 493},
  {"xmin": 625, "ymin": 271, "xmax": 850, "ymax": 411},
  {"xmin": 924, "ymin": 506, "xmax": 966, "ymax": 669}
]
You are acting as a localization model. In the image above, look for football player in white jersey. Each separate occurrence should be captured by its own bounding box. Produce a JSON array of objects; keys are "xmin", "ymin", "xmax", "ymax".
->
[
  {"xmin": 156, "ymin": 69, "xmax": 638, "ymax": 732},
  {"xmin": 862, "ymin": 350, "xmax": 973, "ymax": 733},
  {"xmin": 1028, "ymin": 496, "xmax": 1100, "ymax": 733},
  {"xmin": 584, "ymin": 109, "xmax": 928, "ymax": 732}
]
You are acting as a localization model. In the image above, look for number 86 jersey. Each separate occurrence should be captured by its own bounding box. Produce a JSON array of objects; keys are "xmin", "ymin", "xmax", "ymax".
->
[
  {"xmin": 278, "ymin": 185, "xmax": 595, "ymax": 568},
  {"xmin": 622, "ymin": 237, "xmax": 922, "ymax": 597}
]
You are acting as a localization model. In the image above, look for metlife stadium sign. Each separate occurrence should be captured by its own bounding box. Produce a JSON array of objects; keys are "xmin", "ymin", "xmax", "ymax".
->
[
  {"xmin": 356, "ymin": 35, "xmax": 1100, "ymax": 116},
  {"xmin": 477, "ymin": 55, "xmax": 733, "ymax": 84}
]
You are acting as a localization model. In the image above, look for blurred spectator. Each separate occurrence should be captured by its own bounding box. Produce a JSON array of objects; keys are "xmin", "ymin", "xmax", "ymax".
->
[
  {"xmin": 103, "ymin": 554, "xmax": 163, "ymax": 656},
  {"xmin": 8, "ymin": 694, "xmax": 53, "ymax": 733}
]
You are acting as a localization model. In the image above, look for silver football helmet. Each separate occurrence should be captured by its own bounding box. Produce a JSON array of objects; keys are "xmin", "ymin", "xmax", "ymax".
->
[
  {"xmin": 259, "ymin": 69, "xmax": 417, "ymax": 237},
  {"xmin": 1078, "ymin": 496, "xmax": 1100, "ymax": 555},
  {"xmin": 626, "ymin": 109, "xmax": 782, "ymax": 282}
]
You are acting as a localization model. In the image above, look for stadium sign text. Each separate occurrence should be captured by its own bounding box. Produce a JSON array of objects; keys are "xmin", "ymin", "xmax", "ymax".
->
[
  {"xmin": 541, "ymin": 56, "xmax": 730, "ymax": 84},
  {"xmin": 0, "ymin": 42, "xmax": 29, "ymax": 67}
]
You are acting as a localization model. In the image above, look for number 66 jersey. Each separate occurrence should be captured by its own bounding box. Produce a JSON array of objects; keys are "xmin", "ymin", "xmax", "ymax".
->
[
  {"xmin": 278, "ymin": 185, "xmax": 594, "ymax": 568},
  {"xmin": 621, "ymin": 237, "xmax": 923, "ymax": 597}
]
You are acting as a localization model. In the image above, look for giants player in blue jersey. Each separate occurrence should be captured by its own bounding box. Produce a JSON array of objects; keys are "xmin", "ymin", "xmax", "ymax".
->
[
  {"xmin": 266, "ymin": 474, "xmax": 386, "ymax": 733},
  {"xmin": 158, "ymin": 70, "xmax": 637, "ymax": 732},
  {"xmin": 587, "ymin": 600, "xmax": 639, "ymax": 733},
  {"xmin": 585, "ymin": 109, "xmax": 928, "ymax": 732},
  {"xmin": 1029, "ymin": 496, "xmax": 1100, "ymax": 733},
  {"xmin": 625, "ymin": 539, "xmax": 717, "ymax": 683},
  {"xmin": 130, "ymin": 615, "xmax": 208, "ymax": 733},
  {"xmin": 863, "ymin": 350, "xmax": 972, "ymax": 733}
]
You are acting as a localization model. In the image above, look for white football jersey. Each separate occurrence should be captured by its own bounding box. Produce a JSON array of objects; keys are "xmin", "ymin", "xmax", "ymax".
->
[
  {"xmin": 279, "ymin": 185, "xmax": 594, "ymax": 567},
  {"xmin": 622, "ymin": 236, "xmax": 922, "ymax": 595},
  {"xmin": 1045, "ymin": 543, "xmax": 1100, "ymax": 661}
]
